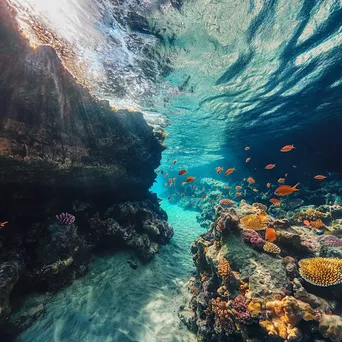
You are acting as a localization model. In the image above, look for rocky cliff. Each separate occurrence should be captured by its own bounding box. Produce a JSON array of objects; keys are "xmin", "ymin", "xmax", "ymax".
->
[{"xmin": 0, "ymin": 3, "xmax": 173, "ymax": 339}]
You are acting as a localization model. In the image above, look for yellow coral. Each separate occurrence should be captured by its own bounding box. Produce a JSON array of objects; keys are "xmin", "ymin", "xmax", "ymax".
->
[
  {"xmin": 218, "ymin": 257, "xmax": 233, "ymax": 280},
  {"xmin": 240, "ymin": 213, "xmax": 266, "ymax": 230},
  {"xmin": 247, "ymin": 300, "xmax": 262, "ymax": 318},
  {"xmin": 263, "ymin": 241, "xmax": 281, "ymax": 254},
  {"xmin": 298, "ymin": 257, "xmax": 342, "ymax": 287}
]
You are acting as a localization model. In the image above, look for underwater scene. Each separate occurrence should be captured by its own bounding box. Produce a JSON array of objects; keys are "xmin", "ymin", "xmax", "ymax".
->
[{"xmin": 1, "ymin": 0, "xmax": 342, "ymax": 341}]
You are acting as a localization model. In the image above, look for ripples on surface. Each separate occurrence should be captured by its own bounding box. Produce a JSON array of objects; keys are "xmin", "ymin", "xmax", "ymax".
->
[{"xmin": 17, "ymin": 203, "xmax": 200, "ymax": 342}]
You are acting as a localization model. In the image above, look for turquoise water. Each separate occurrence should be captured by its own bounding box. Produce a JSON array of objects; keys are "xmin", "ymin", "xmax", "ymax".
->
[{"xmin": 17, "ymin": 203, "xmax": 201, "ymax": 342}]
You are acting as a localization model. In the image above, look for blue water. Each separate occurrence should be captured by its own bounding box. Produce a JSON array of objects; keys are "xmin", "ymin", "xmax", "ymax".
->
[{"xmin": 18, "ymin": 203, "xmax": 201, "ymax": 342}]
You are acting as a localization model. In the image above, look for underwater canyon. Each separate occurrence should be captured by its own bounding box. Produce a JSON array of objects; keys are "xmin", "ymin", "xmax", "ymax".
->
[{"xmin": 1, "ymin": 0, "xmax": 342, "ymax": 341}]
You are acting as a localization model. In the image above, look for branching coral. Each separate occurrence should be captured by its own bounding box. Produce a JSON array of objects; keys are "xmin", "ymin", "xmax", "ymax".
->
[
  {"xmin": 263, "ymin": 241, "xmax": 281, "ymax": 254},
  {"xmin": 240, "ymin": 213, "xmax": 266, "ymax": 230},
  {"xmin": 218, "ymin": 257, "xmax": 233, "ymax": 281},
  {"xmin": 231, "ymin": 295, "xmax": 252, "ymax": 324},
  {"xmin": 210, "ymin": 297, "xmax": 235, "ymax": 334},
  {"xmin": 242, "ymin": 229, "xmax": 265, "ymax": 249},
  {"xmin": 298, "ymin": 257, "xmax": 342, "ymax": 287}
]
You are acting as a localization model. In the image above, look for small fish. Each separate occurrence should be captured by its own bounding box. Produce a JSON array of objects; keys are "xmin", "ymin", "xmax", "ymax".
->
[
  {"xmin": 278, "ymin": 178, "xmax": 285, "ymax": 184},
  {"xmin": 74, "ymin": 246, "xmax": 79, "ymax": 252},
  {"xmin": 281, "ymin": 144, "xmax": 295, "ymax": 152},
  {"xmin": 265, "ymin": 228, "xmax": 277, "ymax": 242},
  {"xmin": 0, "ymin": 221, "xmax": 8, "ymax": 227},
  {"xmin": 253, "ymin": 188, "xmax": 258, "ymax": 193},
  {"xmin": 235, "ymin": 192, "xmax": 242, "ymax": 197},
  {"xmin": 314, "ymin": 175, "xmax": 327, "ymax": 180},
  {"xmin": 215, "ymin": 182, "xmax": 219, "ymax": 185},
  {"xmin": 165, "ymin": 172, "xmax": 169, "ymax": 177},
  {"xmin": 293, "ymin": 165, "xmax": 297, "ymax": 168},
  {"xmin": 265, "ymin": 164, "xmax": 276, "ymax": 169},
  {"xmin": 245, "ymin": 157, "xmax": 251, "ymax": 163},
  {"xmin": 217, "ymin": 194, "xmax": 222, "ymax": 199},
  {"xmin": 182, "ymin": 182, "xmax": 186, "ymax": 185},
  {"xmin": 157, "ymin": 169, "xmax": 161, "ymax": 173},
  {"xmin": 303, "ymin": 220, "xmax": 310, "ymax": 227},
  {"xmin": 274, "ymin": 183, "xmax": 299, "ymax": 196},
  {"xmin": 224, "ymin": 185, "xmax": 228, "ymax": 189},
  {"xmin": 165, "ymin": 183, "xmax": 168, "ymax": 187},
  {"xmin": 173, "ymin": 160, "xmax": 177, "ymax": 164},
  {"xmin": 185, "ymin": 176, "xmax": 196, "ymax": 183},
  {"xmin": 245, "ymin": 146, "xmax": 250, "ymax": 151},
  {"xmin": 201, "ymin": 194, "xmax": 206, "ymax": 200},
  {"xmin": 193, "ymin": 185, "xmax": 198, "ymax": 189},
  {"xmin": 247, "ymin": 177, "xmax": 255, "ymax": 184},
  {"xmin": 266, "ymin": 183, "xmax": 271, "ymax": 188},
  {"xmin": 210, "ymin": 200, "xmax": 215, "ymax": 203},
  {"xmin": 269, "ymin": 198, "xmax": 281, "ymax": 206},
  {"xmin": 179, "ymin": 169, "xmax": 187, "ymax": 175},
  {"xmin": 265, "ymin": 191, "xmax": 269, "ymax": 195},
  {"xmin": 235, "ymin": 185, "xmax": 242, "ymax": 190},
  {"xmin": 225, "ymin": 168, "xmax": 235, "ymax": 176},
  {"xmin": 181, "ymin": 193, "xmax": 185, "ymax": 197},
  {"xmin": 168, "ymin": 196, "xmax": 172, "ymax": 200},
  {"xmin": 161, "ymin": 170, "xmax": 164, "ymax": 174},
  {"xmin": 216, "ymin": 167, "xmax": 224, "ymax": 174},
  {"xmin": 173, "ymin": 178, "xmax": 177, "ymax": 181},
  {"xmin": 285, "ymin": 173, "xmax": 288, "ymax": 177}
]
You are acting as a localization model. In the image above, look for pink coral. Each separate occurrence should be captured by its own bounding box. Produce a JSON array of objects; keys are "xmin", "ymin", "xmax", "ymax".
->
[
  {"xmin": 242, "ymin": 229, "xmax": 266, "ymax": 249},
  {"xmin": 231, "ymin": 295, "xmax": 252, "ymax": 325},
  {"xmin": 319, "ymin": 235, "xmax": 342, "ymax": 247}
]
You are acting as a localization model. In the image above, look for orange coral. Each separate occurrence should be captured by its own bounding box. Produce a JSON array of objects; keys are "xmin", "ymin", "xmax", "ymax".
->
[
  {"xmin": 211, "ymin": 297, "xmax": 235, "ymax": 332},
  {"xmin": 240, "ymin": 213, "xmax": 266, "ymax": 230},
  {"xmin": 310, "ymin": 219, "xmax": 325, "ymax": 229},
  {"xmin": 298, "ymin": 257, "xmax": 342, "ymax": 287},
  {"xmin": 218, "ymin": 257, "xmax": 233, "ymax": 281},
  {"xmin": 263, "ymin": 241, "xmax": 281, "ymax": 254}
]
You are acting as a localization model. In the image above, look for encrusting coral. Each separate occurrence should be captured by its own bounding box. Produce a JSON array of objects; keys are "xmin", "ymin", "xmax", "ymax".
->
[
  {"xmin": 298, "ymin": 257, "xmax": 342, "ymax": 287},
  {"xmin": 263, "ymin": 241, "xmax": 281, "ymax": 254},
  {"xmin": 217, "ymin": 258, "xmax": 233, "ymax": 281},
  {"xmin": 319, "ymin": 314, "xmax": 342, "ymax": 342}
]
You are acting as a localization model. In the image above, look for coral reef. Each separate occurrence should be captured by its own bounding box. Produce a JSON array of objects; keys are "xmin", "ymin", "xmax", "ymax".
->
[{"xmin": 263, "ymin": 241, "xmax": 281, "ymax": 254}]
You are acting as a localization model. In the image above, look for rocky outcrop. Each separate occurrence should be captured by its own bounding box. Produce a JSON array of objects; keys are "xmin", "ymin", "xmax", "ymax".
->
[{"xmin": 0, "ymin": 3, "xmax": 172, "ymax": 340}]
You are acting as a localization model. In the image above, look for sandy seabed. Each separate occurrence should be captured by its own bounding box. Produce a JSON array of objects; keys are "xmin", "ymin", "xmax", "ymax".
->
[{"xmin": 17, "ymin": 203, "xmax": 202, "ymax": 342}]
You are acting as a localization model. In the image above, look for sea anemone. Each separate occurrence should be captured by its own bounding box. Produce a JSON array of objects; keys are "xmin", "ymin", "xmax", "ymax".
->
[{"xmin": 298, "ymin": 257, "xmax": 342, "ymax": 287}]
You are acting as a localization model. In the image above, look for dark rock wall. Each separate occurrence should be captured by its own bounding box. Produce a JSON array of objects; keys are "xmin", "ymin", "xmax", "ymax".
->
[{"xmin": 0, "ymin": 3, "xmax": 172, "ymax": 339}]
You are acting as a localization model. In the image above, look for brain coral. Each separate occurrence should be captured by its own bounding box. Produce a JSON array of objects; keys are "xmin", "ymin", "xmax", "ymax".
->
[
  {"xmin": 263, "ymin": 241, "xmax": 281, "ymax": 254},
  {"xmin": 298, "ymin": 257, "xmax": 342, "ymax": 287},
  {"xmin": 240, "ymin": 213, "xmax": 266, "ymax": 230}
]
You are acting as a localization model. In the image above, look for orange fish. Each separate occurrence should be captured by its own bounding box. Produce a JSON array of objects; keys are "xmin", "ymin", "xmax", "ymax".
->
[
  {"xmin": 278, "ymin": 178, "xmax": 285, "ymax": 184},
  {"xmin": 165, "ymin": 183, "xmax": 168, "ymax": 187},
  {"xmin": 253, "ymin": 189, "xmax": 258, "ymax": 193},
  {"xmin": 165, "ymin": 172, "xmax": 169, "ymax": 177},
  {"xmin": 215, "ymin": 182, "xmax": 219, "ymax": 185},
  {"xmin": 185, "ymin": 176, "xmax": 196, "ymax": 183},
  {"xmin": 269, "ymin": 198, "xmax": 281, "ymax": 206},
  {"xmin": 217, "ymin": 194, "xmax": 222, "ymax": 199},
  {"xmin": 173, "ymin": 160, "xmax": 177, "ymax": 164},
  {"xmin": 225, "ymin": 168, "xmax": 235, "ymax": 176},
  {"xmin": 266, "ymin": 183, "xmax": 271, "ymax": 188},
  {"xmin": 235, "ymin": 185, "xmax": 242, "ymax": 190},
  {"xmin": 193, "ymin": 185, "xmax": 198, "ymax": 189},
  {"xmin": 235, "ymin": 192, "xmax": 242, "ymax": 197},
  {"xmin": 274, "ymin": 183, "xmax": 299, "ymax": 196},
  {"xmin": 265, "ymin": 228, "xmax": 277, "ymax": 242},
  {"xmin": 224, "ymin": 186, "xmax": 228, "ymax": 189},
  {"xmin": 247, "ymin": 177, "xmax": 255, "ymax": 184},
  {"xmin": 181, "ymin": 193, "xmax": 185, "ymax": 197},
  {"xmin": 179, "ymin": 169, "xmax": 187, "ymax": 175},
  {"xmin": 173, "ymin": 178, "xmax": 177, "ymax": 181},
  {"xmin": 281, "ymin": 144, "xmax": 295, "ymax": 152},
  {"xmin": 245, "ymin": 146, "xmax": 250, "ymax": 151},
  {"xmin": 157, "ymin": 169, "xmax": 161, "ymax": 173},
  {"xmin": 216, "ymin": 167, "xmax": 224, "ymax": 174},
  {"xmin": 245, "ymin": 157, "xmax": 251, "ymax": 163},
  {"xmin": 303, "ymin": 220, "xmax": 310, "ymax": 227},
  {"xmin": 265, "ymin": 164, "xmax": 276, "ymax": 169},
  {"xmin": 202, "ymin": 194, "xmax": 206, "ymax": 200},
  {"xmin": 314, "ymin": 175, "xmax": 327, "ymax": 180},
  {"xmin": 0, "ymin": 221, "xmax": 8, "ymax": 227}
]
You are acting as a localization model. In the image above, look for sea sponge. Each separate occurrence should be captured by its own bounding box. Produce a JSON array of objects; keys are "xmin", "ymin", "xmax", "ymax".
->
[
  {"xmin": 240, "ymin": 213, "xmax": 266, "ymax": 230},
  {"xmin": 218, "ymin": 257, "xmax": 233, "ymax": 281},
  {"xmin": 247, "ymin": 299, "xmax": 263, "ymax": 318},
  {"xmin": 259, "ymin": 296, "xmax": 303, "ymax": 341},
  {"xmin": 219, "ymin": 198, "xmax": 235, "ymax": 207},
  {"xmin": 319, "ymin": 314, "xmax": 342, "ymax": 342},
  {"xmin": 298, "ymin": 257, "xmax": 342, "ymax": 287},
  {"xmin": 263, "ymin": 241, "xmax": 281, "ymax": 254}
]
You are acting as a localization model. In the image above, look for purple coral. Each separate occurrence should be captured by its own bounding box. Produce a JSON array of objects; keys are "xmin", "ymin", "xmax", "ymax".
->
[
  {"xmin": 56, "ymin": 213, "xmax": 75, "ymax": 225},
  {"xmin": 231, "ymin": 295, "xmax": 252, "ymax": 325},
  {"xmin": 242, "ymin": 229, "xmax": 265, "ymax": 249},
  {"xmin": 319, "ymin": 235, "xmax": 342, "ymax": 247}
]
